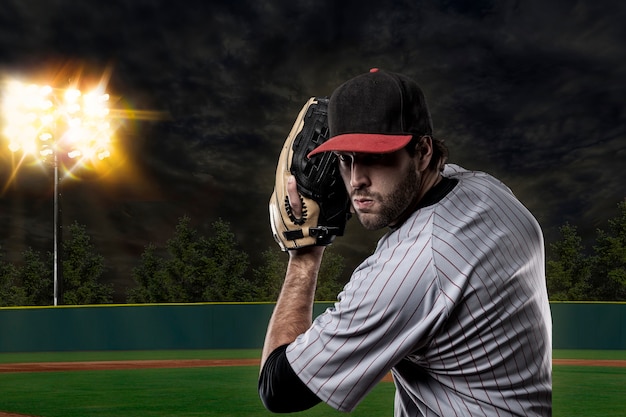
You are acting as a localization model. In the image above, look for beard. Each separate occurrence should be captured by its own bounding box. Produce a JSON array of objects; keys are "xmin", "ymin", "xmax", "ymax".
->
[{"xmin": 354, "ymin": 160, "xmax": 421, "ymax": 231}]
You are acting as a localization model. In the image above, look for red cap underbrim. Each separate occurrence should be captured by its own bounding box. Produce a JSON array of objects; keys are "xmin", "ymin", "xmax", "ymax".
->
[{"xmin": 307, "ymin": 133, "xmax": 413, "ymax": 158}]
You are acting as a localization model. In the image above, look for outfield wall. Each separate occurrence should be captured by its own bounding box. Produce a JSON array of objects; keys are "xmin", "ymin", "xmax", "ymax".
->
[
  {"xmin": 0, "ymin": 303, "xmax": 333, "ymax": 353},
  {"xmin": 0, "ymin": 302, "xmax": 624, "ymax": 353},
  {"xmin": 551, "ymin": 302, "xmax": 626, "ymax": 349}
]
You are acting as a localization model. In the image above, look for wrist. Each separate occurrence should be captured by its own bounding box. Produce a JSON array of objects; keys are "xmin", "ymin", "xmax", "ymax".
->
[
  {"xmin": 288, "ymin": 245, "xmax": 325, "ymax": 259},
  {"xmin": 288, "ymin": 245, "xmax": 325, "ymax": 274}
]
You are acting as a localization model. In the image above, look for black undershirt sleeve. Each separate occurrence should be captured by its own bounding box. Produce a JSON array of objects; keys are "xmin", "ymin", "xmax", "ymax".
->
[{"xmin": 258, "ymin": 344, "xmax": 322, "ymax": 413}]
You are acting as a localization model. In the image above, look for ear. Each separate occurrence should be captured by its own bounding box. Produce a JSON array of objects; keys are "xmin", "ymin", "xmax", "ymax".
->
[{"xmin": 415, "ymin": 135, "xmax": 434, "ymax": 171}]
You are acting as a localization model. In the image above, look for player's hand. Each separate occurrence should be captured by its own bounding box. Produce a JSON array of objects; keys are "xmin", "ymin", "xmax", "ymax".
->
[
  {"xmin": 285, "ymin": 175, "xmax": 325, "ymax": 257},
  {"xmin": 286, "ymin": 175, "xmax": 303, "ymax": 219}
]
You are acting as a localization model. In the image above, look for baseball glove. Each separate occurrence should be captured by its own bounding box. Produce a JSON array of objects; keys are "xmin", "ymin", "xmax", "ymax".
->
[{"xmin": 269, "ymin": 97, "xmax": 350, "ymax": 251}]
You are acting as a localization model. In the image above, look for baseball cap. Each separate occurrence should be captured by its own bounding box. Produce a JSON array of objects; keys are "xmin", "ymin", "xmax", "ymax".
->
[{"xmin": 308, "ymin": 68, "xmax": 433, "ymax": 157}]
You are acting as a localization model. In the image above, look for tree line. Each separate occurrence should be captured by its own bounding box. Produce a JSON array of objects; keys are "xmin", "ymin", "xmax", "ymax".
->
[
  {"xmin": 1, "ymin": 201, "xmax": 625, "ymax": 306},
  {"xmin": 0, "ymin": 216, "xmax": 346, "ymax": 306},
  {"xmin": 546, "ymin": 201, "xmax": 626, "ymax": 301}
]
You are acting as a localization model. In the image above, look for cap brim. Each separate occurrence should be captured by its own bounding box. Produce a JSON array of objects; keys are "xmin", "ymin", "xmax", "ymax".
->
[{"xmin": 307, "ymin": 133, "xmax": 413, "ymax": 158}]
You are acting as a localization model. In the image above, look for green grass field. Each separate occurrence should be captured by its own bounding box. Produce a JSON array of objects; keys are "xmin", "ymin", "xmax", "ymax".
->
[{"xmin": 0, "ymin": 350, "xmax": 623, "ymax": 417}]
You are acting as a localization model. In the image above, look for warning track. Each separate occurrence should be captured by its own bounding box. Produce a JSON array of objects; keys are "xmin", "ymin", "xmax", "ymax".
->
[
  {"xmin": 0, "ymin": 358, "xmax": 623, "ymax": 374},
  {"xmin": 0, "ymin": 358, "xmax": 259, "ymax": 373}
]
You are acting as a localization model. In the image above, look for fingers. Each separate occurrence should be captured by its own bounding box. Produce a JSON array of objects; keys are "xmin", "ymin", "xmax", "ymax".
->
[{"xmin": 287, "ymin": 175, "xmax": 303, "ymax": 219}]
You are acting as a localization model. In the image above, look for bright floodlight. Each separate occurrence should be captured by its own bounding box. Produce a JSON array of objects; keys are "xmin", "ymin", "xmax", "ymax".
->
[{"xmin": 1, "ymin": 80, "xmax": 112, "ymax": 165}]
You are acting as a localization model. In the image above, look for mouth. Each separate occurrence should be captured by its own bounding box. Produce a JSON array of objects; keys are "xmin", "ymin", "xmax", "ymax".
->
[{"xmin": 353, "ymin": 196, "xmax": 375, "ymax": 211}]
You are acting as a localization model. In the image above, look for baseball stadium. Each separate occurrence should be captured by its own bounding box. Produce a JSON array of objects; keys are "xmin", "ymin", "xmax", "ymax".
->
[
  {"xmin": 1, "ymin": 0, "xmax": 623, "ymax": 415},
  {"xmin": 0, "ymin": 301, "xmax": 624, "ymax": 417}
]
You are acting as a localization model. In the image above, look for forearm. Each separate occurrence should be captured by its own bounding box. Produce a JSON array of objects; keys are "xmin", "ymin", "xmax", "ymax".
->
[{"xmin": 261, "ymin": 246, "xmax": 325, "ymax": 367}]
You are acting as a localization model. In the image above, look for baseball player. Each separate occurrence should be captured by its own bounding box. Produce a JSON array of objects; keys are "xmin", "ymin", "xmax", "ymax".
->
[{"xmin": 260, "ymin": 69, "xmax": 552, "ymax": 416}]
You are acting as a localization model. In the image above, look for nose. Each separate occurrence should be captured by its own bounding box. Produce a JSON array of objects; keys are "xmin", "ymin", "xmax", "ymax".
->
[{"xmin": 349, "ymin": 160, "xmax": 370, "ymax": 190}]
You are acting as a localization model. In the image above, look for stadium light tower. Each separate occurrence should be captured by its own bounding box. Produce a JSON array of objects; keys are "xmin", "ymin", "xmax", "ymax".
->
[{"xmin": 1, "ymin": 80, "xmax": 113, "ymax": 306}]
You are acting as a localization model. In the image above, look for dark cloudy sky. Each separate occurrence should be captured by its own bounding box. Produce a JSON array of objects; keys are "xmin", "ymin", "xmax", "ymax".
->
[{"xmin": 1, "ymin": 0, "xmax": 624, "ymax": 301}]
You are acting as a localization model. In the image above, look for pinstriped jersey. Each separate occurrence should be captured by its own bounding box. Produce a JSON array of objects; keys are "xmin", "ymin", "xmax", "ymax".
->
[{"xmin": 286, "ymin": 164, "xmax": 552, "ymax": 416}]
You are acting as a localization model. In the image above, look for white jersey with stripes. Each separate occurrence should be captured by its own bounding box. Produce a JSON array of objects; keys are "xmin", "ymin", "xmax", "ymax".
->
[{"xmin": 286, "ymin": 164, "xmax": 552, "ymax": 416}]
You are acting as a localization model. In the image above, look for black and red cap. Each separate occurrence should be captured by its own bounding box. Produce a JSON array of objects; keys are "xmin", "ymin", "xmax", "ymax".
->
[{"xmin": 308, "ymin": 68, "xmax": 433, "ymax": 157}]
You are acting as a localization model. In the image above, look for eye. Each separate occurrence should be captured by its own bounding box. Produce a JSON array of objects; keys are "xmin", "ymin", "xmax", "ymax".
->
[
  {"xmin": 333, "ymin": 152, "xmax": 390, "ymax": 166},
  {"xmin": 334, "ymin": 153, "xmax": 353, "ymax": 164}
]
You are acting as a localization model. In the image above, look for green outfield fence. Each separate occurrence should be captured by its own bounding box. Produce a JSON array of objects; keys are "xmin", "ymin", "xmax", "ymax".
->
[
  {"xmin": 0, "ymin": 302, "xmax": 624, "ymax": 353},
  {"xmin": 551, "ymin": 302, "xmax": 626, "ymax": 349}
]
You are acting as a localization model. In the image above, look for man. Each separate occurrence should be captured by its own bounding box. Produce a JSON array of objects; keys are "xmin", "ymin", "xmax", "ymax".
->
[{"xmin": 259, "ymin": 68, "xmax": 552, "ymax": 416}]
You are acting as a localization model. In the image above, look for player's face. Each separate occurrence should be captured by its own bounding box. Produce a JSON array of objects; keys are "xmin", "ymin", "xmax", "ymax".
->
[{"xmin": 336, "ymin": 150, "xmax": 421, "ymax": 230}]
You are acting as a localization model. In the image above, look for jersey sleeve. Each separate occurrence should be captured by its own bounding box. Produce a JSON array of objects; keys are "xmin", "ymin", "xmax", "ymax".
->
[{"xmin": 285, "ymin": 209, "xmax": 459, "ymax": 412}]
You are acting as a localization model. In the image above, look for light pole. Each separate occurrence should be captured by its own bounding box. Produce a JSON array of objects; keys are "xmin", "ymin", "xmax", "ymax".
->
[
  {"xmin": 53, "ymin": 149, "xmax": 62, "ymax": 305},
  {"xmin": 1, "ymin": 80, "xmax": 113, "ymax": 306}
]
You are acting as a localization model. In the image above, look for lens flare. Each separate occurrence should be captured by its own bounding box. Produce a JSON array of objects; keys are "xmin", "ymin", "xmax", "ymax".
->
[
  {"xmin": 2, "ymin": 80, "xmax": 113, "ymax": 162},
  {"xmin": 1, "ymin": 68, "xmax": 169, "ymax": 193}
]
